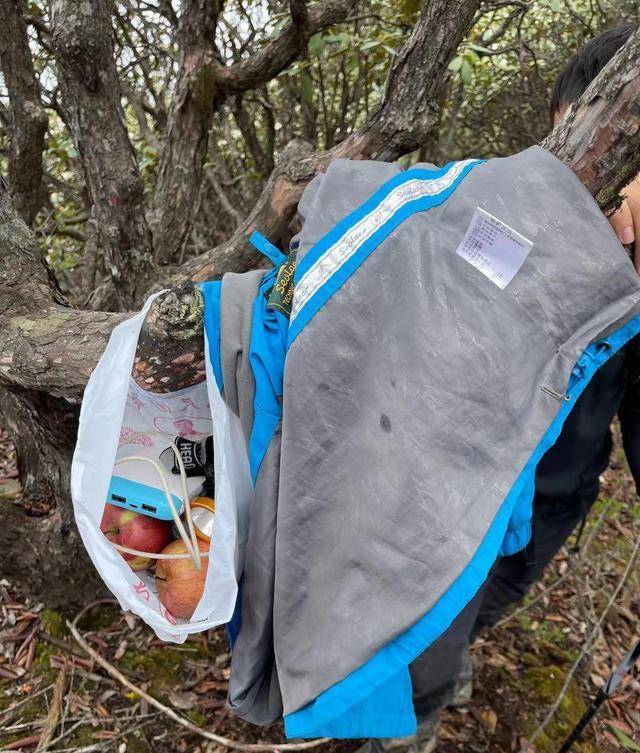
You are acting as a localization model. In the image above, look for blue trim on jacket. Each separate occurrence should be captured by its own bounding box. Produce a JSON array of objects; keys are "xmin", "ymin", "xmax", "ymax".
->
[
  {"xmin": 250, "ymin": 230, "xmax": 288, "ymax": 267},
  {"xmin": 249, "ymin": 161, "xmax": 482, "ymax": 483},
  {"xmin": 285, "ymin": 314, "xmax": 640, "ymax": 739},
  {"xmin": 288, "ymin": 160, "xmax": 483, "ymax": 345},
  {"xmin": 199, "ymin": 281, "xmax": 224, "ymax": 393},
  {"xmin": 247, "ymin": 268, "xmax": 289, "ymax": 482}
]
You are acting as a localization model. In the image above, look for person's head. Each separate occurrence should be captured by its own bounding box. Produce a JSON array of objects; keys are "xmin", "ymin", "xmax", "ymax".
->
[{"xmin": 550, "ymin": 22, "xmax": 636, "ymax": 125}]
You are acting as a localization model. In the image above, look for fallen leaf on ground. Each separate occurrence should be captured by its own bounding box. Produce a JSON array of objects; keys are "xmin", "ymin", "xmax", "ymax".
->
[
  {"xmin": 478, "ymin": 707, "xmax": 498, "ymax": 734},
  {"xmin": 168, "ymin": 689, "xmax": 199, "ymax": 710}
]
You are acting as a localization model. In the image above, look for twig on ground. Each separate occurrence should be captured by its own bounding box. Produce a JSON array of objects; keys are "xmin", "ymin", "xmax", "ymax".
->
[
  {"xmin": 35, "ymin": 663, "xmax": 68, "ymax": 752},
  {"xmin": 14, "ymin": 622, "xmax": 39, "ymax": 664},
  {"xmin": 58, "ymin": 664, "xmax": 74, "ymax": 739},
  {"xmin": 494, "ymin": 571, "xmax": 570, "ymax": 630},
  {"xmin": 0, "ymin": 684, "xmax": 54, "ymax": 721},
  {"xmin": 40, "ymin": 630, "xmax": 118, "ymax": 686},
  {"xmin": 43, "ymin": 718, "xmax": 93, "ymax": 750},
  {"xmin": 529, "ymin": 525, "xmax": 640, "ymax": 742},
  {"xmin": 67, "ymin": 617, "xmax": 329, "ymax": 751},
  {"xmin": 72, "ymin": 598, "xmax": 119, "ymax": 629},
  {"xmin": 2, "ymin": 734, "xmax": 41, "ymax": 750},
  {"xmin": 40, "ymin": 629, "xmax": 92, "ymax": 658},
  {"xmin": 50, "ymin": 715, "xmax": 160, "ymax": 753},
  {"xmin": 45, "ymin": 712, "xmax": 159, "ymax": 752},
  {"xmin": 581, "ymin": 494, "xmax": 618, "ymax": 554}
]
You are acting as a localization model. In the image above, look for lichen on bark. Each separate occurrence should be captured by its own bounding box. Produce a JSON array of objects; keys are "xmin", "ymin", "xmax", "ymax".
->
[{"xmin": 132, "ymin": 284, "xmax": 206, "ymax": 393}]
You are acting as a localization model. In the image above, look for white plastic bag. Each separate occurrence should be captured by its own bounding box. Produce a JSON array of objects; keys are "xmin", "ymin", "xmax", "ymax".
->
[{"xmin": 71, "ymin": 293, "xmax": 253, "ymax": 642}]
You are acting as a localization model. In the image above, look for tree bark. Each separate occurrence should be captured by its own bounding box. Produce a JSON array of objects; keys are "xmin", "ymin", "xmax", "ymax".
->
[
  {"xmin": 0, "ymin": 389, "xmax": 106, "ymax": 608},
  {"xmin": 0, "ymin": 0, "xmax": 48, "ymax": 225},
  {"xmin": 151, "ymin": 0, "xmax": 358, "ymax": 265},
  {"xmin": 150, "ymin": 0, "xmax": 224, "ymax": 265},
  {"xmin": 0, "ymin": 185, "xmax": 116, "ymax": 606},
  {"xmin": 51, "ymin": 0, "xmax": 155, "ymax": 308},
  {"xmin": 542, "ymin": 28, "xmax": 640, "ymax": 215},
  {"xmin": 131, "ymin": 284, "xmax": 206, "ymax": 393}
]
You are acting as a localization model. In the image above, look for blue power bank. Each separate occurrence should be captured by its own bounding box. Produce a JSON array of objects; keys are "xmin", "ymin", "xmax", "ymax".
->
[{"xmin": 107, "ymin": 476, "xmax": 185, "ymax": 521}]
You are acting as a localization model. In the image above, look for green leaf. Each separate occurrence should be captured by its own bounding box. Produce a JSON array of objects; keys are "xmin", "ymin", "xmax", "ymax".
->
[
  {"xmin": 460, "ymin": 59, "xmax": 474, "ymax": 86},
  {"xmin": 308, "ymin": 33, "xmax": 325, "ymax": 57},
  {"xmin": 300, "ymin": 71, "xmax": 314, "ymax": 105},
  {"xmin": 360, "ymin": 39, "xmax": 381, "ymax": 52},
  {"xmin": 448, "ymin": 55, "xmax": 463, "ymax": 73},
  {"xmin": 492, "ymin": 59, "xmax": 518, "ymax": 72},
  {"xmin": 469, "ymin": 43, "xmax": 495, "ymax": 55},
  {"xmin": 464, "ymin": 49, "xmax": 479, "ymax": 65},
  {"xmin": 324, "ymin": 32, "xmax": 350, "ymax": 47},
  {"xmin": 610, "ymin": 726, "xmax": 640, "ymax": 752}
]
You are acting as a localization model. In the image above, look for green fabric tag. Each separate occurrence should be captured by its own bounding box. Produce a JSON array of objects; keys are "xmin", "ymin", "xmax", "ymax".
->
[{"xmin": 266, "ymin": 251, "xmax": 297, "ymax": 318}]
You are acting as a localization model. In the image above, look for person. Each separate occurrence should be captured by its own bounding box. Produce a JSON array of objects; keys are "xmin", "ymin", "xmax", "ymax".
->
[{"xmin": 359, "ymin": 22, "xmax": 640, "ymax": 753}]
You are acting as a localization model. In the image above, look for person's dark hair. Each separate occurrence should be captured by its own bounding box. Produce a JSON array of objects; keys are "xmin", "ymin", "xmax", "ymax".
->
[{"xmin": 550, "ymin": 22, "xmax": 636, "ymax": 119}]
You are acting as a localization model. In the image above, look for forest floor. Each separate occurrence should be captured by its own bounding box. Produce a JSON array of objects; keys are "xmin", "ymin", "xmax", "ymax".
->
[{"xmin": 1, "ymin": 426, "xmax": 639, "ymax": 753}]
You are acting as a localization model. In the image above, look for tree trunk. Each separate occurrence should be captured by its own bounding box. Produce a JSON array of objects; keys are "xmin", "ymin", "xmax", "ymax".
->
[
  {"xmin": 150, "ymin": 0, "xmax": 224, "ymax": 265},
  {"xmin": 51, "ymin": 0, "xmax": 155, "ymax": 308},
  {"xmin": 0, "ymin": 0, "xmax": 48, "ymax": 225},
  {"xmin": 0, "ymin": 185, "xmax": 125, "ymax": 607},
  {"xmin": 0, "ymin": 390, "xmax": 105, "ymax": 608}
]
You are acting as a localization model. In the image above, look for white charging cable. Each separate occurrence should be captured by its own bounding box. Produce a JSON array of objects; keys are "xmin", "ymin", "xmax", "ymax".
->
[{"xmin": 106, "ymin": 432, "xmax": 208, "ymax": 569}]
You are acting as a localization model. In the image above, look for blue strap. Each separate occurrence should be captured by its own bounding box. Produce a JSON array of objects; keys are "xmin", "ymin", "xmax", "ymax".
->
[
  {"xmin": 249, "ymin": 231, "xmax": 287, "ymax": 267},
  {"xmin": 198, "ymin": 281, "xmax": 224, "ymax": 393},
  {"xmin": 247, "ymin": 267, "xmax": 289, "ymax": 483}
]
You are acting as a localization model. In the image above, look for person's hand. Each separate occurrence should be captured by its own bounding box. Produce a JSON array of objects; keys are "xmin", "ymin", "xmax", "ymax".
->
[{"xmin": 609, "ymin": 174, "xmax": 640, "ymax": 273}]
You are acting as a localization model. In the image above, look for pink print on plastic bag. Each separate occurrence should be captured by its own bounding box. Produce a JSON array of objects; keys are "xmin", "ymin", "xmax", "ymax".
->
[
  {"xmin": 119, "ymin": 427, "xmax": 154, "ymax": 447},
  {"xmin": 133, "ymin": 580, "xmax": 151, "ymax": 602},
  {"xmin": 153, "ymin": 416, "xmax": 211, "ymax": 440},
  {"xmin": 160, "ymin": 604, "xmax": 177, "ymax": 625}
]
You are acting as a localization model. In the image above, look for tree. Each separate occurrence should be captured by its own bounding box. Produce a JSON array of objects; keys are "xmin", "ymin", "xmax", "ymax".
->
[{"xmin": 0, "ymin": 1, "xmax": 638, "ymax": 607}]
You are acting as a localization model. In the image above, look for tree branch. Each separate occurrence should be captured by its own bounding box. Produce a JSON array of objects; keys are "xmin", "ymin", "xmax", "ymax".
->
[
  {"xmin": 232, "ymin": 94, "xmax": 272, "ymax": 178},
  {"xmin": 51, "ymin": 0, "xmax": 155, "ymax": 308},
  {"xmin": 151, "ymin": 0, "xmax": 356, "ymax": 265},
  {"xmin": 0, "ymin": 0, "xmax": 48, "ymax": 225},
  {"xmin": 0, "ymin": 186, "xmax": 127, "ymax": 399},
  {"xmin": 543, "ymin": 26, "xmax": 640, "ymax": 213},
  {"xmin": 215, "ymin": 0, "xmax": 344, "ymax": 97},
  {"xmin": 358, "ymin": 0, "xmax": 483, "ymax": 160},
  {"xmin": 176, "ymin": 0, "xmax": 484, "ymax": 283}
]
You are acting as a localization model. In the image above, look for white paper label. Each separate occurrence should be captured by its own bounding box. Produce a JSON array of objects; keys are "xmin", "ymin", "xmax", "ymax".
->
[{"xmin": 455, "ymin": 208, "xmax": 533, "ymax": 289}]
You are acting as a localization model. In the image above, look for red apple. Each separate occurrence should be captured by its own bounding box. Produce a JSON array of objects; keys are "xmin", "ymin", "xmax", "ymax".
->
[
  {"xmin": 155, "ymin": 538, "xmax": 210, "ymax": 620},
  {"xmin": 100, "ymin": 503, "xmax": 172, "ymax": 571}
]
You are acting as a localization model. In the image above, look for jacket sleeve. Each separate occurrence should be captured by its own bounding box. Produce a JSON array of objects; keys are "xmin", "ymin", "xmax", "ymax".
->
[{"xmin": 619, "ymin": 338, "xmax": 640, "ymax": 494}]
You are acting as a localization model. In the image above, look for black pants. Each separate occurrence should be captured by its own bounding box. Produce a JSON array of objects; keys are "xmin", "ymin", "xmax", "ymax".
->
[{"xmin": 409, "ymin": 484, "xmax": 598, "ymax": 721}]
